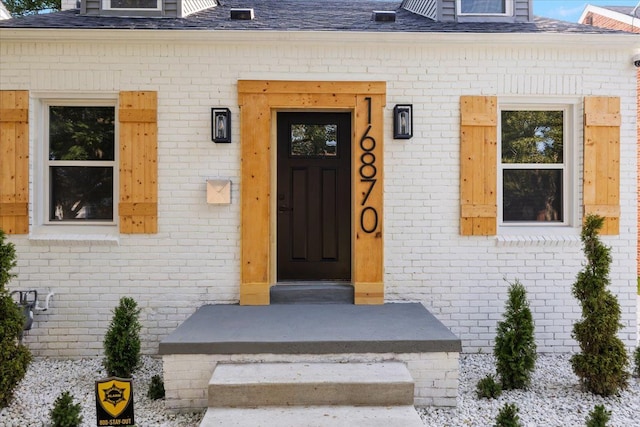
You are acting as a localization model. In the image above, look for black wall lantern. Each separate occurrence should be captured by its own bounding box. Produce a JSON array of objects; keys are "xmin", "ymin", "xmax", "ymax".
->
[
  {"xmin": 212, "ymin": 108, "xmax": 231, "ymax": 143},
  {"xmin": 393, "ymin": 104, "xmax": 413, "ymax": 139}
]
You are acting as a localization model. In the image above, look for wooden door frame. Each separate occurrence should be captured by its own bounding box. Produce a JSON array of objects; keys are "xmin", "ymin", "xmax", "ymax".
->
[{"xmin": 238, "ymin": 80, "xmax": 385, "ymax": 305}]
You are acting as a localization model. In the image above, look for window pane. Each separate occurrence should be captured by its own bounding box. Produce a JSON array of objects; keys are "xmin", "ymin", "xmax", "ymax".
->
[
  {"xmin": 49, "ymin": 106, "xmax": 115, "ymax": 161},
  {"xmin": 290, "ymin": 124, "xmax": 337, "ymax": 157},
  {"xmin": 110, "ymin": 0, "xmax": 158, "ymax": 8},
  {"xmin": 461, "ymin": 0, "xmax": 505, "ymax": 13},
  {"xmin": 502, "ymin": 110, "xmax": 563, "ymax": 164},
  {"xmin": 503, "ymin": 169, "xmax": 563, "ymax": 222},
  {"xmin": 50, "ymin": 167, "xmax": 113, "ymax": 221}
]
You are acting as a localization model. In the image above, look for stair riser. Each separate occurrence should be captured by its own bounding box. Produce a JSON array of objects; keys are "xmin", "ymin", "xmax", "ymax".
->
[{"xmin": 208, "ymin": 382, "xmax": 414, "ymax": 407}]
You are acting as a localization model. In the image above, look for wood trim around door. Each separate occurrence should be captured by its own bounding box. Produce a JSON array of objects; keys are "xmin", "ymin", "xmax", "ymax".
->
[{"xmin": 238, "ymin": 80, "xmax": 386, "ymax": 305}]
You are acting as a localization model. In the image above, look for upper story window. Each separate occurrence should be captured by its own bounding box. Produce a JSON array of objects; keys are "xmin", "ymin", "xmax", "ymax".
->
[
  {"xmin": 102, "ymin": 0, "xmax": 161, "ymax": 10},
  {"xmin": 499, "ymin": 105, "xmax": 572, "ymax": 226},
  {"xmin": 458, "ymin": 0, "xmax": 511, "ymax": 15},
  {"xmin": 46, "ymin": 103, "xmax": 116, "ymax": 224}
]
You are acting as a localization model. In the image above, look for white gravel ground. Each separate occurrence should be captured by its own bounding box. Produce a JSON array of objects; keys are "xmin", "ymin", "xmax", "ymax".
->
[
  {"xmin": 419, "ymin": 353, "xmax": 640, "ymax": 427},
  {"xmin": 1, "ymin": 353, "xmax": 638, "ymax": 426},
  {"xmin": 0, "ymin": 356, "xmax": 204, "ymax": 427}
]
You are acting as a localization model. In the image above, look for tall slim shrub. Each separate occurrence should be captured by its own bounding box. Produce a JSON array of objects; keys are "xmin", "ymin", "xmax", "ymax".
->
[
  {"xmin": 571, "ymin": 214, "xmax": 629, "ymax": 396},
  {"xmin": 103, "ymin": 296, "xmax": 141, "ymax": 378},
  {"xmin": 0, "ymin": 229, "xmax": 32, "ymax": 407},
  {"xmin": 494, "ymin": 279, "xmax": 537, "ymax": 390}
]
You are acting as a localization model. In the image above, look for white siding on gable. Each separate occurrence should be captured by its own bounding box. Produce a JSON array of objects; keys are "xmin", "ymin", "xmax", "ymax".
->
[{"xmin": 0, "ymin": 32, "xmax": 637, "ymax": 358}]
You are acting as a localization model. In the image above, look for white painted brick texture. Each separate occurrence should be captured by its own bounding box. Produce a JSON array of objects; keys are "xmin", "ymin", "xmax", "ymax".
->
[{"xmin": 1, "ymin": 37, "xmax": 636, "ymax": 357}]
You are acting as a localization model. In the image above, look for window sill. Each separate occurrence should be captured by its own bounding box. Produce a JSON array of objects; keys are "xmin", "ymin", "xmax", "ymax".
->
[
  {"xmin": 495, "ymin": 232, "xmax": 580, "ymax": 247},
  {"xmin": 29, "ymin": 226, "xmax": 120, "ymax": 245}
]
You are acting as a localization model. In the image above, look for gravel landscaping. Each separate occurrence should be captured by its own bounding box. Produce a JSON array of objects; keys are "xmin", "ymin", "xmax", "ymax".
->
[
  {"xmin": 419, "ymin": 353, "xmax": 640, "ymax": 427},
  {"xmin": 1, "ymin": 353, "xmax": 638, "ymax": 426}
]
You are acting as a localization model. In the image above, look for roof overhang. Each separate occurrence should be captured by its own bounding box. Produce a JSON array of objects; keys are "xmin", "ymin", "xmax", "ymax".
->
[{"xmin": 1, "ymin": 28, "xmax": 639, "ymax": 49}]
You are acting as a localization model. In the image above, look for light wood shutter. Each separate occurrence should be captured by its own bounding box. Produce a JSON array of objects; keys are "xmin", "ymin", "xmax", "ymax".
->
[
  {"xmin": 118, "ymin": 91, "xmax": 158, "ymax": 234},
  {"xmin": 583, "ymin": 96, "xmax": 620, "ymax": 235},
  {"xmin": 460, "ymin": 96, "xmax": 497, "ymax": 236},
  {"xmin": 0, "ymin": 90, "xmax": 29, "ymax": 235}
]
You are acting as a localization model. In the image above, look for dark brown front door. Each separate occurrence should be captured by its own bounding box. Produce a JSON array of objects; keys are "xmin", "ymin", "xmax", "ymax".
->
[{"xmin": 277, "ymin": 112, "xmax": 351, "ymax": 281}]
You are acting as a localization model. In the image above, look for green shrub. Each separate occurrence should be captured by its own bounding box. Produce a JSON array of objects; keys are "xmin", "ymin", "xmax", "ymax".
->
[
  {"xmin": 103, "ymin": 297, "xmax": 142, "ymax": 378},
  {"xmin": 494, "ymin": 279, "xmax": 537, "ymax": 390},
  {"xmin": 0, "ymin": 229, "xmax": 32, "ymax": 408},
  {"xmin": 50, "ymin": 391, "xmax": 83, "ymax": 427},
  {"xmin": 570, "ymin": 215, "xmax": 629, "ymax": 396},
  {"xmin": 634, "ymin": 346, "xmax": 640, "ymax": 378},
  {"xmin": 147, "ymin": 374, "xmax": 165, "ymax": 400},
  {"xmin": 585, "ymin": 404, "xmax": 611, "ymax": 427},
  {"xmin": 494, "ymin": 403, "xmax": 522, "ymax": 427},
  {"xmin": 476, "ymin": 374, "xmax": 502, "ymax": 399}
]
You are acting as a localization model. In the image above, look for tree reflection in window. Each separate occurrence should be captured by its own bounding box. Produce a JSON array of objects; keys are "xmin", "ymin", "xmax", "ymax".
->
[
  {"xmin": 290, "ymin": 124, "xmax": 337, "ymax": 157},
  {"xmin": 48, "ymin": 106, "xmax": 115, "ymax": 222},
  {"xmin": 501, "ymin": 110, "xmax": 564, "ymax": 223}
]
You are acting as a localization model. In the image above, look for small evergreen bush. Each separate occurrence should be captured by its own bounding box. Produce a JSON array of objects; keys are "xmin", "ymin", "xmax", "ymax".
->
[
  {"xmin": 494, "ymin": 403, "xmax": 522, "ymax": 427},
  {"xmin": 494, "ymin": 279, "xmax": 537, "ymax": 390},
  {"xmin": 634, "ymin": 346, "xmax": 640, "ymax": 378},
  {"xmin": 103, "ymin": 296, "xmax": 142, "ymax": 378},
  {"xmin": 585, "ymin": 404, "xmax": 611, "ymax": 427},
  {"xmin": 49, "ymin": 391, "xmax": 83, "ymax": 427},
  {"xmin": 147, "ymin": 374, "xmax": 165, "ymax": 400},
  {"xmin": 0, "ymin": 229, "xmax": 32, "ymax": 407},
  {"xmin": 571, "ymin": 214, "xmax": 629, "ymax": 396},
  {"xmin": 476, "ymin": 374, "xmax": 502, "ymax": 399}
]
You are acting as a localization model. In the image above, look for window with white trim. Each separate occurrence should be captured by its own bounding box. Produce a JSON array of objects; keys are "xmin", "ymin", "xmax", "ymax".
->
[
  {"xmin": 102, "ymin": 0, "xmax": 161, "ymax": 10},
  {"xmin": 458, "ymin": 0, "xmax": 511, "ymax": 15},
  {"xmin": 498, "ymin": 104, "xmax": 573, "ymax": 226},
  {"xmin": 45, "ymin": 102, "xmax": 116, "ymax": 224}
]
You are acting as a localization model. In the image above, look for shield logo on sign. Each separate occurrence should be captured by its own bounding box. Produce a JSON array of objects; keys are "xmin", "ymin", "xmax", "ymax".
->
[{"xmin": 96, "ymin": 378, "xmax": 132, "ymax": 418}]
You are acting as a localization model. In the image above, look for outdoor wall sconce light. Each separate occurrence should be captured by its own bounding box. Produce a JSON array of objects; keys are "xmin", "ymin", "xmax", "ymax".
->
[
  {"xmin": 212, "ymin": 108, "xmax": 231, "ymax": 143},
  {"xmin": 393, "ymin": 104, "xmax": 413, "ymax": 139}
]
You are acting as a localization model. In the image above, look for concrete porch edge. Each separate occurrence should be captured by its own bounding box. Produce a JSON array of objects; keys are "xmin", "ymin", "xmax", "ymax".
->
[{"xmin": 158, "ymin": 302, "xmax": 462, "ymax": 355}]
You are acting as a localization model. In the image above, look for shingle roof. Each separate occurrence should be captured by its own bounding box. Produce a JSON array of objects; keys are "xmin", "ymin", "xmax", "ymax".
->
[{"xmin": 0, "ymin": 0, "xmax": 629, "ymax": 33}]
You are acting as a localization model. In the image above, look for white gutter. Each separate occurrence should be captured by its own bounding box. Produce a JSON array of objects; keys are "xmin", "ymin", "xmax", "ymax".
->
[{"xmin": 0, "ymin": 28, "xmax": 638, "ymax": 49}]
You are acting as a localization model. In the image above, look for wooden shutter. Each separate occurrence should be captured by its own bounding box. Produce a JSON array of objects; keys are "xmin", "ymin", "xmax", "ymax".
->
[
  {"xmin": 118, "ymin": 91, "xmax": 158, "ymax": 234},
  {"xmin": 583, "ymin": 96, "xmax": 620, "ymax": 235},
  {"xmin": 0, "ymin": 90, "xmax": 29, "ymax": 235},
  {"xmin": 460, "ymin": 96, "xmax": 497, "ymax": 236}
]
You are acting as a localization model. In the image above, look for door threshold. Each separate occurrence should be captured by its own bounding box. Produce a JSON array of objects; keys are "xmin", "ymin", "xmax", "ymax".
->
[{"xmin": 271, "ymin": 282, "xmax": 354, "ymax": 304}]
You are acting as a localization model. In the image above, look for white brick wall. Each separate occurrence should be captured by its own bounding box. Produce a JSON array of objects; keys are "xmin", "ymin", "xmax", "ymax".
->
[{"xmin": 1, "ymin": 33, "xmax": 637, "ymax": 357}]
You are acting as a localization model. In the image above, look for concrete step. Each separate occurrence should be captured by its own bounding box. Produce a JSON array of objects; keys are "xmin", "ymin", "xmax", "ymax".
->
[
  {"xmin": 208, "ymin": 361, "xmax": 415, "ymax": 407},
  {"xmin": 199, "ymin": 405, "xmax": 425, "ymax": 427}
]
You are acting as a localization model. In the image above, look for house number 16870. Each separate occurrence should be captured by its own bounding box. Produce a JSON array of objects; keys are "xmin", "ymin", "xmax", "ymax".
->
[{"xmin": 359, "ymin": 97, "xmax": 378, "ymax": 234}]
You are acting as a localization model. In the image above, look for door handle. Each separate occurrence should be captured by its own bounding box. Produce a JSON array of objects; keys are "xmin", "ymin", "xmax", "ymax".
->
[{"xmin": 278, "ymin": 205, "xmax": 292, "ymax": 213}]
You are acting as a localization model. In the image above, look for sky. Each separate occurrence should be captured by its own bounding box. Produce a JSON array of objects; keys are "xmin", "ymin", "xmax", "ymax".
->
[{"xmin": 533, "ymin": 0, "xmax": 639, "ymax": 22}]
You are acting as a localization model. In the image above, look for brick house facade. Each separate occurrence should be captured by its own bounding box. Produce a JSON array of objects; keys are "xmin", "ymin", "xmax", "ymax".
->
[{"xmin": 1, "ymin": 0, "xmax": 638, "ymax": 359}]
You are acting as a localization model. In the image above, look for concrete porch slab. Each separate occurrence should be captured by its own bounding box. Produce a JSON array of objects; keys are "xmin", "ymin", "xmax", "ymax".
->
[{"xmin": 158, "ymin": 302, "xmax": 461, "ymax": 355}]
